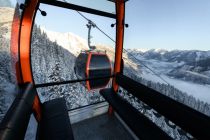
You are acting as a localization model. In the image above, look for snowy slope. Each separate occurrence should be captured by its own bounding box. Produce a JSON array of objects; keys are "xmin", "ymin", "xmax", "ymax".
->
[
  {"xmin": 127, "ymin": 49, "xmax": 210, "ymax": 104},
  {"xmin": 0, "ymin": 7, "xmax": 17, "ymax": 121},
  {"xmin": 0, "ymin": 7, "xmax": 14, "ymax": 39},
  {"xmin": 163, "ymin": 76, "xmax": 210, "ymax": 103},
  {"xmin": 40, "ymin": 27, "xmax": 89, "ymax": 56},
  {"xmin": 39, "ymin": 26, "xmax": 210, "ymax": 105},
  {"xmin": 31, "ymin": 25, "xmax": 105, "ymax": 109}
]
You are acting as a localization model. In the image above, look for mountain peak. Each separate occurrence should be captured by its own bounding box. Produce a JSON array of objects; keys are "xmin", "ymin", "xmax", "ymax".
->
[
  {"xmin": 149, "ymin": 48, "xmax": 168, "ymax": 54},
  {"xmin": 39, "ymin": 26, "xmax": 89, "ymax": 56}
]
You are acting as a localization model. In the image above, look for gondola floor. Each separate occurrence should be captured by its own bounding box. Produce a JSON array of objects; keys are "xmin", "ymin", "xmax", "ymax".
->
[{"xmin": 72, "ymin": 113, "xmax": 134, "ymax": 140}]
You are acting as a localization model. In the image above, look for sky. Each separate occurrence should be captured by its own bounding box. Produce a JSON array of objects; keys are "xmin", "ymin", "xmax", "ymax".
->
[
  {"xmin": 36, "ymin": 2, "xmax": 116, "ymax": 47},
  {"xmin": 124, "ymin": 0, "xmax": 210, "ymax": 51},
  {"xmin": 33, "ymin": 0, "xmax": 210, "ymax": 50}
]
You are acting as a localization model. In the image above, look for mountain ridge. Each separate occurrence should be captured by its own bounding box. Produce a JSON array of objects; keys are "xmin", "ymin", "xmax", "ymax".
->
[{"xmin": 127, "ymin": 48, "xmax": 210, "ymax": 84}]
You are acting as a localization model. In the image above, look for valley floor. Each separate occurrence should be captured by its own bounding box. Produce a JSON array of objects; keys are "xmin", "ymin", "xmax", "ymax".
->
[{"xmin": 141, "ymin": 71, "xmax": 210, "ymax": 104}]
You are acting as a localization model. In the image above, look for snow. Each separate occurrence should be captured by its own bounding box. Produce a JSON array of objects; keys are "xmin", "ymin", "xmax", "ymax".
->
[
  {"xmin": 127, "ymin": 49, "xmax": 210, "ymax": 104},
  {"xmin": 0, "ymin": 7, "xmax": 14, "ymax": 39},
  {"xmin": 31, "ymin": 25, "xmax": 105, "ymax": 110},
  {"xmin": 153, "ymin": 48, "xmax": 168, "ymax": 54},
  {"xmin": 207, "ymin": 51, "xmax": 210, "ymax": 56},
  {"xmin": 134, "ymin": 59, "xmax": 210, "ymax": 104},
  {"xmin": 0, "ymin": 7, "xmax": 17, "ymax": 122},
  {"xmin": 185, "ymin": 70, "xmax": 209, "ymax": 79},
  {"xmin": 40, "ymin": 27, "xmax": 89, "ymax": 56},
  {"xmin": 162, "ymin": 76, "xmax": 210, "ymax": 103},
  {"xmin": 196, "ymin": 52, "xmax": 202, "ymax": 61},
  {"xmin": 127, "ymin": 48, "xmax": 150, "ymax": 53}
]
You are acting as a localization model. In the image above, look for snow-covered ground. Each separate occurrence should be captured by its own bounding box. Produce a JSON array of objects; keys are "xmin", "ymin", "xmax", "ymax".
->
[
  {"xmin": 140, "ymin": 71, "xmax": 210, "ymax": 103},
  {"xmin": 0, "ymin": 7, "xmax": 17, "ymax": 121},
  {"xmin": 163, "ymin": 76, "xmax": 210, "ymax": 103},
  {"xmin": 40, "ymin": 27, "xmax": 89, "ymax": 56},
  {"xmin": 130, "ymin": 55, "xmax": 210, "ymax": 104}
]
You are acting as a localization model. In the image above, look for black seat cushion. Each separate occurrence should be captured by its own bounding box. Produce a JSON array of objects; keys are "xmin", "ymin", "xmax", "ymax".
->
[{"xmin": 38, "ymin": 98, "xmax": 74, "ymax": 140}]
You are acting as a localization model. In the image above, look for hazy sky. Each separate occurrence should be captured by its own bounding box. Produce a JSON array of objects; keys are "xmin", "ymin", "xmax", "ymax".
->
[{"xmin": 34, "ymin": 0, "xmax": 210, "ymax": 50}]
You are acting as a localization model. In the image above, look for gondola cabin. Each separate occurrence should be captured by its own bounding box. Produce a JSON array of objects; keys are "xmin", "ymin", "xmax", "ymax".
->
[
  {"xmin": 0, "ymin": 0, "xmax": 210, "ymax": 140},
  {"xmin": 75, "ymin": 51, "xmax": 112, "ymax": 90}
]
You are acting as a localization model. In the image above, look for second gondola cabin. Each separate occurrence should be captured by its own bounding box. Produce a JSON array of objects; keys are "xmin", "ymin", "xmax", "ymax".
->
[{"xmin": 75, "ymin": 51, "xmax": 112, "ymax": 90}]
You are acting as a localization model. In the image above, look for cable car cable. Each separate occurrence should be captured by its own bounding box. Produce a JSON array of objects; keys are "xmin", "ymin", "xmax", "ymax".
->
[
  {"xmin": 76, "ymin": 10, "xmax": 170, "ymax": 85},
  {"xmin": 76, "ymin": 11, "xmax": 115, "ymax": 43},
  {"xmin": 63, "ymin": 0, "xmax": 170, "ymax": 85},
  {"xmin": 122, "ymin": 49, "xmax": 170, "ymax": 85}
]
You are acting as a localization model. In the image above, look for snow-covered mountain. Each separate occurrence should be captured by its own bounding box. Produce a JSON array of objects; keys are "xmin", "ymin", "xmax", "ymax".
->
[
  {"xmin": 0, "ymin": 7, "xmax": 17, "ymax": 121},
  {"xmin": 35, "ymin": 25, "xmax": 210, "ymax": 106},
  {"xmin": 128, "ymin": 48, "xmax": 210, "ymax": 62},
  {"xmin": 127, "ymin": 48, "xmax": 210, "ymax": 84},
  {"xmin": 127, "ymin": 48, "xmax": 210, "ymax": 105},
  {"xmin": 31, "ymin": 25, "xmax": 106, "ymax": 109},
  {"xmin": 0, "ymin": 7, "xmax": 14, "ymax": 39},
  {"xmin": 40, "ymin": 27, "xmax": 89, "ymax": 56}
]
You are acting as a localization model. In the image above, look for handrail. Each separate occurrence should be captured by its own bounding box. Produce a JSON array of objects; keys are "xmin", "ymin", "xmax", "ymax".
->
[
  {"xmin": 68, "ymin": 101, "xmax": 106, "ymax": 112},
  {"xmin": 116, "ymin": 73, "xmax": 210, "ymax": 140},
  {"xmin": 35, "ymin": 74, "xmax": 115, "ymax": 88},
  {"xmin": 0, "ymin": 83, "xmax": 36, "ymax": 140}
]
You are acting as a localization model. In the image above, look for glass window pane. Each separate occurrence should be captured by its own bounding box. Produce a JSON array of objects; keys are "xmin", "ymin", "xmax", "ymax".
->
[
  {"xmin": 123, "ymin": 0, "xmax": 210, "ymax": 115},
  {"xmin": 32, "ymin": 4, "xmax": 115, "ymax": 109},
  {"xmin": 122, "ymin": 0, "xmax": 210, "ymax": 138}
]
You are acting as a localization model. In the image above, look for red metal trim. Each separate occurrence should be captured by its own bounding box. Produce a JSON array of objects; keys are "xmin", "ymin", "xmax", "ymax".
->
[
  {"xmin": 86, "ymin": 52, "xmax": 92, "ymax": 90},
  {"xmin": 19, "ymin": 0, "xmax": 42, "ymax": 121},
  {"xmin": 113, "ymin": 0, "xmax": 125, "ymax": 92},
  {"xmin": 11, "ymin": 5, "xmax": 22, "ymax": 83},
  {"xmin": 108, "ymin": 105, "xmax": 113, "ymax": 115}
]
